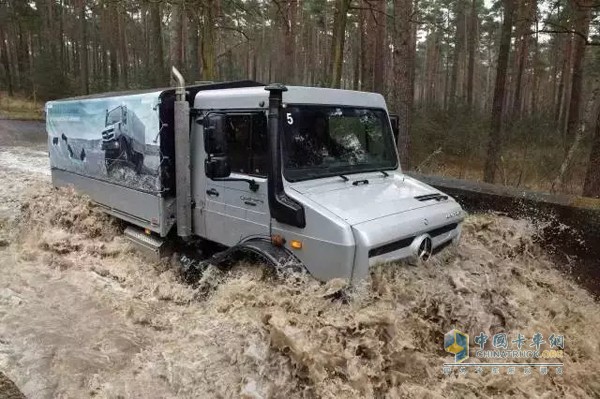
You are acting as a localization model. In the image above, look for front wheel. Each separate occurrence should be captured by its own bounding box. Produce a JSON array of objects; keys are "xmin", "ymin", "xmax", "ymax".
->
[
  {"xmin": 105, "ymin": 149, "xmax": 118, "ymax": 172},
  {"xmin": 105, "ymin": 137, "xmax": 129, "ymax": 173}
]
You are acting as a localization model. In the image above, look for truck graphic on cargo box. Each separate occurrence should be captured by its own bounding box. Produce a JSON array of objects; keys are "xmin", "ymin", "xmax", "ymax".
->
[{"xmin": 102, "ymin": 105, "xmax": 145, "ymax": 173}]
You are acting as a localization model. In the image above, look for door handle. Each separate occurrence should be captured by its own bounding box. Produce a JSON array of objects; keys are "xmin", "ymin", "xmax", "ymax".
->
[
  {"xmin": 244, "ymin": 201, "xmax": 257, "ymax": 206},
  {"xmin": 206, "ymin": 188, "xmax": 219, "ymax": 197}
]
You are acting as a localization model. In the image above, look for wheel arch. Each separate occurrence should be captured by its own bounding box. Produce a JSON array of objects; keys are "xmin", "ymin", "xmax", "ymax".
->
[{"xmin": 214, "ymin": 238, "xmax": 307, "ymax": 274}]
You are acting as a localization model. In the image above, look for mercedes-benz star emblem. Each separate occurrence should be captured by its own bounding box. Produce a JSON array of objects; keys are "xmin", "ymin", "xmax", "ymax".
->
[{"xmin": 418, "ymin": 237, "xmax": 433, "ymax": 261}]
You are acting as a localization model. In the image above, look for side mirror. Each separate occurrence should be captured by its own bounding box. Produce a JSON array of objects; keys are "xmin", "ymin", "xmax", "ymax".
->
[
  {"xmin": 203, "ymin": 114, "xmax": 230, "ymax": 179},
  {"xmin": 389, "ymin": 114, "xmax": 400, "ymax": 139},
  {"xmin": 204, "ymin": 114, "xmax": 228, "ymax": 154},
  {"xmin": 205, "ymin": 156, "xmax": 231, "ymax": 179}
]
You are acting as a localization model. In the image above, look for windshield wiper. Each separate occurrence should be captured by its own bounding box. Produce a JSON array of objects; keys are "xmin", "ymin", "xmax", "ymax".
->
[
  {"xmin": 380, "ymin": 170, "xmax": 389, "ymax": 178},
  {"xmin": 339, "ymin": 174, "xmax": 349, "ymax": 182}
]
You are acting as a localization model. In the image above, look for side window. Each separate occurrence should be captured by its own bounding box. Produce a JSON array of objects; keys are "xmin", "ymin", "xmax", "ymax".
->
[
  {"xmin": 225, "ymin": 115, "xmax": 251, "ymax": 174},
  {"xmin": 224, "ymin": 113, "xmax": 268, "ymax": 177}
]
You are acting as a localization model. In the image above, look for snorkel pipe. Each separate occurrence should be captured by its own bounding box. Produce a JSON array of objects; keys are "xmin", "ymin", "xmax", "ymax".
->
[{"xmin": 265, "ymin": 84, "xmax": 306, "ymax": 228}]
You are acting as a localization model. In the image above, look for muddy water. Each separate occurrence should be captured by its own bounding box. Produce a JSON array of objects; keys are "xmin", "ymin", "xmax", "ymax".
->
[{"xmin": 0, "ymin": 144, "xmax": 599, "ymax": 398}]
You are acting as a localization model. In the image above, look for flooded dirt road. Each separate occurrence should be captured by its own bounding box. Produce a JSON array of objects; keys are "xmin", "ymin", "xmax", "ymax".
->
[{"xmin": 0, "ymin": 120, "xmax": 599, "ymax": 398}]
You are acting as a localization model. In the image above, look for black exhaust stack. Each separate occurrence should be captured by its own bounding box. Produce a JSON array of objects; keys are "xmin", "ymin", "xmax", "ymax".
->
[{"xmin": 265, "ymin": 84, "xmax": 306, "ymax": 228}]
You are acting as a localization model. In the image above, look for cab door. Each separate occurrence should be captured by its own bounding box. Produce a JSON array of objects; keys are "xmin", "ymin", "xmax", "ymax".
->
[{"xmin": 203, "ymin": 112, "xmax": 270, "ymax": 246}]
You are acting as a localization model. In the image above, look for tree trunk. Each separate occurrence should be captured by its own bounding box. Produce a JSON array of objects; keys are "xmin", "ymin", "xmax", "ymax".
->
[
  {"xmin": 189, "ymin": 14, "xmax": 200, "ymax": 82},
  {"xmin": 104, "ymin": 3, "xmax": 119, "ymax": 89},
  {"xmin": 352, "ymin": 21, "xmax": 360, "ymax": 91},
  {"xmin": 77, "ymin": 0, "xmax": 89, "ymax": 94},
  {"xmin": 373, "ymin": 0, "xmax": 386, "ymax": 94},
  {"xmin": 466, "ymin": 0, "xmax": 478, "ymax": 108},
  {"xmin": 565, "ymin": 1, "xmax": 591, "ymax": 145},
  {"xmin": 118, "ymin": 6, "xmax": 129, "ymax": 89},
  {"xmin": 553, "ymin": 83, "xmax": 599, "ymax": 193},
  {"xmin": 449, "ymin": 0, "xmax": 466, "ymax": 110},
  {"xmin": 0, "ymin": 26, "xmax": 14, "ymax": 96},
  {"xmin": 271, "ymin": 0, "xmax": 297, "ymax": 83},
  {"xmin": 511, "ymin": 0, "xmax": 533, "ymax": 118},
  {"xmin": 284, "ymin": 0, "xmax": 297, "ymax": 84},
  {"xmin": 583, "ymin": 106, "xmax": 600, "ymax": 197},
  {"xmin": 483, "ymin": 0, "xmax": 514, "ymax": 183},
  {"xmin": 149, "ymin": 0, "xmax": 165, "ymax": 86},
  {"xmin": 329, "ymin": 0, "xmax": 351, "ymax": 88},
  {"xmin": 530, "ymin": 15, "xmax": 539, "ymax": 115},
  {"xmin": 359, "ymin": 1, "xmax": 374, "ymax": 91},
  {"xmin": 557, "ymin": 33, "xmax": 573, "ymax": 129},
  {"xmin": 393, "ymin": 0, "xmax": 414, "ymax": 170},
  {"xmin": 170, "ymin": 1, "xmax": 185, "ymax": 72},
  {"xmin": 58, "ymin": 0, "xmax": 65, "ymax": 74},
  {"xmin": 109, "ymin": 43, "xmax": 119, "ymax": 89},
  {"xmin": 201, "ymin": 0, "xmax": 217, "ymax": 81},
  {"xmin": 551, "ymin": 36, "xmax": 561, "ymax": 122}
]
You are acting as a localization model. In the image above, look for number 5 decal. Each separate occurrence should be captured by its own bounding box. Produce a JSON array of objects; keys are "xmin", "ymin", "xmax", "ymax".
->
[{"xmin": 286, "ymin": 113, "xmax": 294, "ymax": 125}]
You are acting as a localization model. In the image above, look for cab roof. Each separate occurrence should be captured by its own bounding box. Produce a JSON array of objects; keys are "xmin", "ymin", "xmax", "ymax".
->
[
  {"xmin": 47, "ymin": 82, "xmax": 387, "ymax": 112},
  {"xmin": 193, "ymin": 86, "xmax": 388, "ymax": 111}
]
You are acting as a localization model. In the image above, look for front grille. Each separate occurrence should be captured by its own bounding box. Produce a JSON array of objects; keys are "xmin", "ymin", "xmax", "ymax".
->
[
  {"xmin": 368, "ymin": 237, "xmax": 414, "ymax": 258},
  {"xmin": 428, "ymin": 223, "xmax": 458, "ymax": 237},
  {"xmin": 102, "ymin": 129, "xmax": 115, "ymax": 140},
  {"xmin": 368, "ymin": 222, "xmax": 458, "ymax": 258}
]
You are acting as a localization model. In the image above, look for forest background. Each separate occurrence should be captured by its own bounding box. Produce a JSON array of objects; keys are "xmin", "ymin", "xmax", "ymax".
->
[{"xmin": 1, "ymin": 0, "xmax": 599, "ymax": 196}]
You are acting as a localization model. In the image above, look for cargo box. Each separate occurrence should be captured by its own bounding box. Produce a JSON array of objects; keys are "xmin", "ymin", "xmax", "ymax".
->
[{"xmin": 46, "ymin": 81, "xmax": 261, "ymax": 236}]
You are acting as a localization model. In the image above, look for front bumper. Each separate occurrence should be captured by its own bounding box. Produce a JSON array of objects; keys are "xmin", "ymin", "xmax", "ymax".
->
[
  {"xmin": 350, "ymin": 201, "xmax": 464, "ymax": 280},
  {"xmin": 101, "ymin": 139, "xmax": 120, "ymax": 151}
]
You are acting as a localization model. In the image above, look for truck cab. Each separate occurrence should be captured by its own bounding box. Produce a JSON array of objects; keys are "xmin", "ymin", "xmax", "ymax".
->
[{"xmin": 191, "ymin": 85, "xmax": 464, "ymax": 281}]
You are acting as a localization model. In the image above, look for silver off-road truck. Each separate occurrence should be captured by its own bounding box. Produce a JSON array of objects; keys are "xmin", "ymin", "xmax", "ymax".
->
[
  {"xmin": 101, "ymin": 105, "xmax": 145, "ymax": 173},
  {"xmin": 47, "ymin": 68, "xmax": 464, "ymax": 282}
]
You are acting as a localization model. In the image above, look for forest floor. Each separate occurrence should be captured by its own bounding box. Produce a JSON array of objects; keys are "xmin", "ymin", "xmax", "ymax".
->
[
  {"xmin": 0, "ymin": 93, "xmax": 44, "ymax": 121},
  {"xmin": 0, "ymin": 120, "xmax": 600, "ymax": 398}
]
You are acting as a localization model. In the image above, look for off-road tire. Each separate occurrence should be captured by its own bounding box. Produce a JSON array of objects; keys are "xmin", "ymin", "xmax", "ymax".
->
[
  {"xmin": 105, "ymin": 137, "xmax": 129, "ymax": 173},
  {"xmin": 133, "ymin": 152, "xmax": 144, "ymax": 174}
]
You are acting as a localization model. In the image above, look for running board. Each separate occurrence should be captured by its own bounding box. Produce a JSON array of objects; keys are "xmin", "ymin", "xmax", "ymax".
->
[{"xmin": 124, "ymin": 226, "xmax": 169, "ymax": 260}]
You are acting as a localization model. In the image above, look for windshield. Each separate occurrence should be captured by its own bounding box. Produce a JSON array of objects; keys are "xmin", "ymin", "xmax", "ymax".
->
[
  {"xmin": 282, "ymin": 105, "xmax": 398, "ymax": 181},
  {"xmin": 106, "ymin": 107, "xmax": 123, "ymax": 126}
]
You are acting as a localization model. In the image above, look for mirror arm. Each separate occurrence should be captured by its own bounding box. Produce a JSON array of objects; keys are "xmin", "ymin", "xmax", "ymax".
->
[{"xmin": 212, "ymin": 177, "xmax": 260, "ymax": 192}]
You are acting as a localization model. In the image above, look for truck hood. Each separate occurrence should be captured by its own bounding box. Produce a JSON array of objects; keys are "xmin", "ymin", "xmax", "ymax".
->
[{"xmin": 290, "ymin": 173, "xmax": 452, "ymax": 225}]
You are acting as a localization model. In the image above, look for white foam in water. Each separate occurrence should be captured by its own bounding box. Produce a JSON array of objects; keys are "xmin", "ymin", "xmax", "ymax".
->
[{"xmin": 0, "ymin": 147, "xmax": 50, "ymax": 176}]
